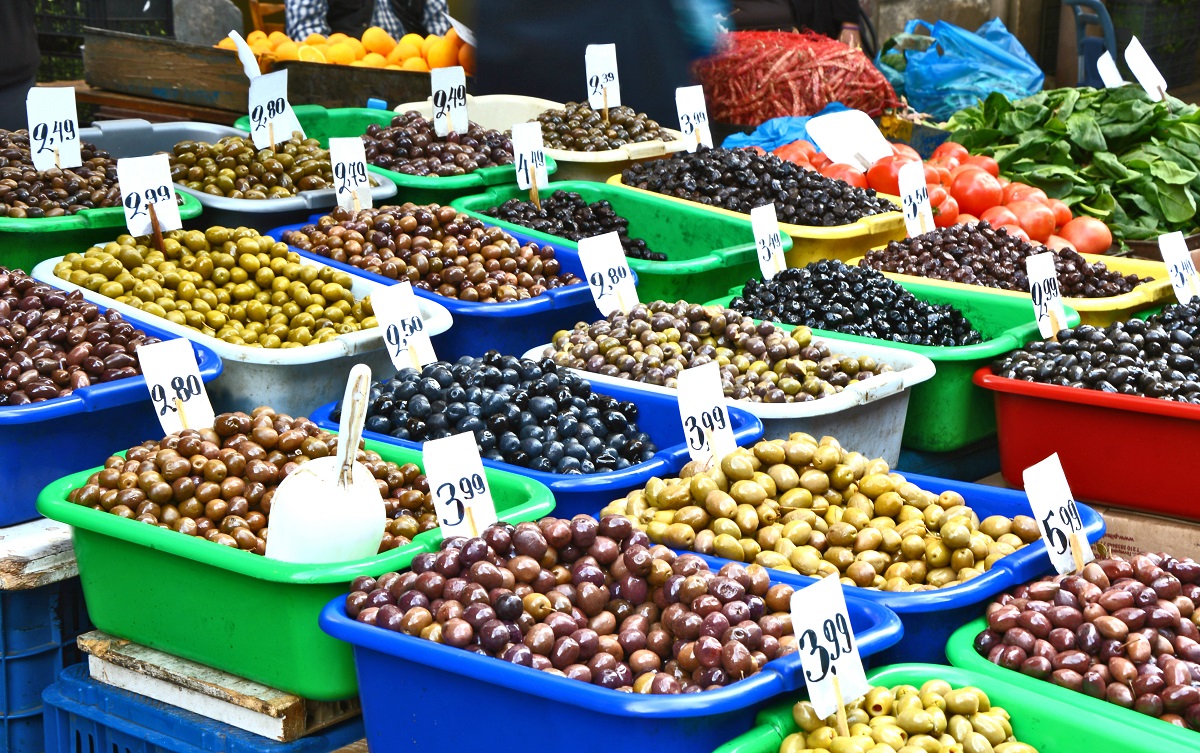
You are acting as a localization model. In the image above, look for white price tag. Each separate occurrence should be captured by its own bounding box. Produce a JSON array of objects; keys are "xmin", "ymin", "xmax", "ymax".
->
[
  {"xmin": 675, "ymin": 85, "xmax": 712, "ymax": 152},
  {"xmin": 751, "ymin": 203, "xmax": 786, "ymax": 280},
  {"xmin": 1158, "ymin": 231, "xmax": 1200, "ymax": 304},
  {"xmin": 117, "ymin": 154, "xmax": 182, "ymax": 237},
  {"xmin": 442, "ymin": 13, "xmax": 477, "ymax": 47},
  {"xmin": 248, "ymin": 70, "xmax": 305, "ymax": 149},
  {"xmin": 1026, "ymin": 252, "xmax": 1067, "ymax": 339},
  {"xmin": 585, "ymin": 44, "xmax": 621, "ymax": 110},
  {"xmin": 371, "ymin": 281, "xmax": 436, "ymax": 371},
  {"xmin": 136, "ymin": 338, "xmax": 216, "ymax": 435},
  {"xmin": 25, "ymin": 87, "xmax": 81, "ymax": 172},
  {"xmin": 430, "ymin": 65, "xmax": 468, "ymax": 137},
  {"xmin": 1023, "ymin": 453, "xmax": 1094, "ymax": 575},
  {"xmin": 1096, "ymin": 51, "xmax": 1126, "ymax": 88},
  {"xmin": 898, "ymin": 160, "xmax": 934, "ymax": 237},
  {"xmin": 1125, "ymin": 36, "xmax": 1168, "ymax": 102},
  {"xmin": 423, "ymin": 432, "xmax": 498, "ymax": 539},
  {"xmin": 511, "ymin": 121, "xmax": 548, "ymax": 192},
  {"xmin": 806, "ymin": 110, "xmax": 894, "ymax": 170},
  {"xmin": 329, "ymin": 137, "xmax": 372, "ymax": 212},
  {"xmin": 579, "ymin": 231, "xmax": 638, "ymax": 316},
  {"xmin": 790, "ymin": 575, "xmax": 870, "ymax": 720},
  {"xmin": 677, "ymin": 362, "xmax": 738, "ymax": 466},
  {"xmin": 228, "ymin": 29, "xmax": 263, "ymax": 80}
]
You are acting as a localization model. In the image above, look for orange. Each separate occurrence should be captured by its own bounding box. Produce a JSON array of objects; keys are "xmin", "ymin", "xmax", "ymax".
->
[
  {"xmin": 445, "ymin": 28, "xmax": 462, "ymax": 48},
  {"xmin": 362, "ymin": 52, "xmax": 387, "ymax": 68},
  {"xmin": 327, "ymin": 32, "xmax": 350, "ymax": 44},
  {"xmin": 385, "ymin": 64, "xmax": 402, "ymax": 70},
  {"xmin": 458, "ymin": 43, "xmax": 475, "ymax": 75},
  {"xmin": 215, "ymin": 37, "xmax": 237, "ymax": 50},
  {"xmin": 297, "ymin": 45, "xmax": 327, "ymax": 63},
  {"xmin": 267, "ymin": 31, "xmax": 290, "ymax": 48},
  {"xmin": 345, "ymin": 37, "xmax": 367, "ymax": 60},
  {"xmin": 362, "ymin": 26, "xmax": 396, "ymax": 55},
  {"xmin": 246, "ymin": 30, "xmax": 268, "ymax": 44},
  {"xmin": 326, "ymin": 41, "xmax": 356, "ymax": 65},
  {"xmin": 350, "ymin": 60, "xmax": 369, "ymax": 67},
  {"xmin": 274, "ymin": 40, "xmax": 300, "ymax": 60},
  {"xmin": 386, "ymin": 40, "xmax": 420, "ymax": 64},
  {"xmin": 303, "ymin": 33, "xmax": 326, "ymax": 46},
  {"xmin": 421, "ymin": 34, "xmax": 440, "ymax": 56},
  {"xmin": 425, "ymin": 39, "xmax": 458, "ymax": 70},
  {"xmin": 399, "ymin": 33, "xmax": 424, "ymax": 50},
  {"xmin": 251, "ymin": 41, "xmax": 272, "ymax": 56},
  {"xmin": 401, "ymin": 56, "xmax": 430, "ymax": 72}
]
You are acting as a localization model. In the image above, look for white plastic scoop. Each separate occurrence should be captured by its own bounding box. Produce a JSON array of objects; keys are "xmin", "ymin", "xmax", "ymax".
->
[{"xmin": 265, "ymin": 364, "xmax": 385, "ymax": 563}]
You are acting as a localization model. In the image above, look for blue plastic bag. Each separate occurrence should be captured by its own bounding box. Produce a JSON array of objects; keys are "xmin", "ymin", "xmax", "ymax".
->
[
  {"xmin": 903, "ymin": 18, "xmax": 1044, "ymax": 121},
  {"xmin": 721, "ymin": 103, "xmax": 850, "ymax": 151}
]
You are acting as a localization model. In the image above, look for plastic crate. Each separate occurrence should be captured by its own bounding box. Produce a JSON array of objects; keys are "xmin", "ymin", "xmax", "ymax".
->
[
  {"xmin": 318, "ymin": 581, "xmax": 902, "ymax": 753},
  {"xmin": 35, "ymin": 436, "xmax": 554, "ymax": 701},
  {"xmin": 310, "ymin": 378, "xmax": 765, "ymax": 518},
  {"xmin": 34, "ymin": 0, "xmax": 172, "ymax": 83},
  {"xmin": 43, "ymin": 665, "xmax": 364, "ymax": 753},
  {"xmin": 896, "ymin": 436, "xmax": 1001, "ymax": 482},
  {"xmin": 450, "ymin": 181, "xmax": 788, "ymax": 304}
]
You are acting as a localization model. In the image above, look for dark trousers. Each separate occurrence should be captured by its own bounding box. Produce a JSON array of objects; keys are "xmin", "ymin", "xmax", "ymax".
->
[{"xmin": 0, "ymin": 77, "xmax": 36, "ymax": 132}]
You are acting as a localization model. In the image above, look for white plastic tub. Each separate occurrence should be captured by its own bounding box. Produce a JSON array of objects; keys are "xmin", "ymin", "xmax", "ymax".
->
[
  {"xmin": 523, "ymin": 338, "xmax": 935, "ymax": 466},
  {"xmin": 33, "ymin": 256, "xmax": 453, "ymax": 417},
  {"xmin": 392, "ymin": 94, "xmax": 688, "ymax": 183}
]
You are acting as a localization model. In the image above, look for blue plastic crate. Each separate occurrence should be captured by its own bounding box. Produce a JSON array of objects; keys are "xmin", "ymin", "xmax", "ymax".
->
[
  {"xmin": 42, "ymin": 665, "xmax": 364, "ymax": 753},
  {"xmin": 310, "ymin": 377, "xmax": 765, "ymax": 518},
  {"xmin": 896, "ymin": 437, "xmax": 1000, "ymax": 482}
]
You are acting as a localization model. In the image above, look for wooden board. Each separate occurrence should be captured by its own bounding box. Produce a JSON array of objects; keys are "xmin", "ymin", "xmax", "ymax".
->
[{"xmin": 0, "ymin": 517, "xmax": 78, "ymax": 591}]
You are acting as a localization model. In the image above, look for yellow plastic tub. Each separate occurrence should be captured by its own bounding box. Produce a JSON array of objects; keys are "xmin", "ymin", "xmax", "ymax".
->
[{"xmin": 606, "ymin": 175, "xmax": 905, "ymax": 266}]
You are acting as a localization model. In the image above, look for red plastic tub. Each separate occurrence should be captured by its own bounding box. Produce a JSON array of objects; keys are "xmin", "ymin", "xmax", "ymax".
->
[{"xmin": 974, "ymin": 366, "xmax": 1200, "ymax": 519}]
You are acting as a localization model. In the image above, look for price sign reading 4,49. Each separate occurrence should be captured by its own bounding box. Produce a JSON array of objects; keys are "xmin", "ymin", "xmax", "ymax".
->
[
  {"xmin": 1023, "ymin": 452, "xmax": 1094, "ymax": 575},
  {"xmin": 422, "ymin": 431, "xmax": 498, "ymax": 539},
  {"xmin": 1159, "ymin": 231, "xmax": 1200, "ymax": 304},
  {"xmin": 585, "ymin": 44, "xmax": 621, "ymax": 110},
  {"xmin": 135, "ymin": 338, "xmax": 216, "ymax": 435},
  {"xmin": 430, "ymin": 65, "xmax": 468, "ymax": 137},
  {"xmin": 751, "ymin": 203, "xmax": 785, "ymax": 280},
  {"xmin": 790, "ymin": 574, "xmax": 870, "ymax": 720},
  {"xmin": 370, "ymin": 281, "xmax": 436, "ymax": 371},
  {"xmin": 677, "ymin": 362, "xmax": 738, "ymax": 466},
  {"xmin": 117, "ymin": 154, "xmax": 182, "ymax": 237},
  {"xmin": 579, "ymin": 232, "xmax": 638, "ymax": 317},
  {"xmin": 510, "ymin": 121, "xmax": 548, "ymax": 192},
  {"xmin": 248, "ymin": 70, "xmax": 305, "ymax": 149},
  {"xmin": 26, "ymin": 87, "xmax": 82, "ymax": 172},
  {"xmin": 328, "ymin": 137, "xmax": 372, "ymax": 212},
  {"xmin": 1026, "ymin": 251, "xmax": 1066, "ymax": 339}
]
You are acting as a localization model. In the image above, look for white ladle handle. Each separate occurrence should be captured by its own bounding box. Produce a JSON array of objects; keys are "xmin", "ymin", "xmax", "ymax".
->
[{"xmin": 336, "ymin": 363, "xmax": 372, "ymax": 489}]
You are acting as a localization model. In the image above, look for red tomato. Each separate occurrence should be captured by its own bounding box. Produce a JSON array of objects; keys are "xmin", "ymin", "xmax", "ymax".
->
[
  {"xmin": 922, "ymin": 164, "xmax": 941, "ymax": 185},
  {"xmin": 997, "ymin": 176, "xmax": 1010, "ymax": 187},
  {"xmin": 933, "ymin": 142, "xmax": 969, "ymax": 163},
  {"xmin": 999, "ymin": 224, "xmax": 1031, "ymax": 243},
  {"xmin": 934, "ymin": 166, "xmax": 952, "ymax": 185},
  {"xmin": 932, "ymin": 195, "xmax": 959, "ymax": 228},
  {"xmin": 891, "ymin": 143, "xmax": 921, "ymax": 161},
  {"xmin": 1001, "ymin": 181, "xmax": 1031, "ymax": 204},
  {"xmin": 810, "ymin": 152, "xmax": 832, "ymax": 169},
  {"xmin": 1046, "ymin": 235, "xmax": 1077, "ymax": 252},
  {"xmin": 1047, "ymin": 198, "xmax": 1073, "ymax": 228},
  {"xmin": 928, "ymin": 185, "xmax": 948, "ymax": 206},
  {"xmin": 1007, "ymin": 199, "xmax": 1056, "ymax": 243},
  {"xmin": 963, "ymin": 155, "xmax": 1000, "ymax": 177},
  {"xmin": 950, "ymin": 163, "xmax": 987, "ymax": 181},
  {"xmin": 1005, "ymin": 183, "xmax": 1049, "ymax": 205},
  {"xmin": 773, "ymin": 142, "xmax": 811, "ymax": 164},
  {"xmin": 950, "ymin": 170, "xmax": 1004, "ymax": 217},
  {"xmin": 956, "ymin": 213, "xmax": 980, "ymax": 225},
  {"xmin": 979, "ymin": 206, "xmax": 1019, "ymax": 227},
  {"xmin": 1058, "ymin": 216, "xmax": 1114, "ymax": 255},
  {"xmin": 820, "ymin": 163, "xmax": 869, "ymax": 190},
  {"xmin": 866, "ymin": 155, "xmax": 913, "ymax": 195}
]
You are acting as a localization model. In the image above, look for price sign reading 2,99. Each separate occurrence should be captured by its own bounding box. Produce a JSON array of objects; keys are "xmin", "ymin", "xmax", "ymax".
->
[
  {"xmin": 135, "ymin": 338, "xmax": 216, "ymax": 435},
  {"xmin": 789, "ymin": 574, "xmax": 870, "ymax": 720},
  {"xmin": 430, "ymin": 65, "xmax": 468, "ymax": 137},
  {"xmin": 422, "ymin": 432, "xmax": 498, "ymax": 538},
  {"xmin": 117, "ymin": 154, "xmax": 182, "ymax": 237},
  {"xmin": 1025, "ymin": 252, "xmax": 1066, "ymax": 339}
]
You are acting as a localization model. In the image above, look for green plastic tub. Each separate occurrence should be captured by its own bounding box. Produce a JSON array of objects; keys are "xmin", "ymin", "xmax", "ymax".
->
[
  {"xmin": 450, "ymin": 181, "xmax": 789, "ymax": 303},
  {"xmin": 36, "ymin": 436, "xmax": 554, "ymax": 701},
  {"xmin": 946, "ymin": 618, "xmax": 1199, "ymax": 752},
  {"xmin": 715, "ymin": 663, "xmax": 1174, "ymax": 753},
  {"xmin": 706, "ymin": 279, "xmax": 1082, "ymax": 452}
]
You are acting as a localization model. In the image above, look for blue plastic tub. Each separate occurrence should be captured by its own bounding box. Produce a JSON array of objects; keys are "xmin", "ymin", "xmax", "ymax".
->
[
  {"xmin": 309, "ymin": 379, "xmax": 765, "ymax": 518},
  {"xmin": 266, "ymin": 214, "xmax": 609, "ymax": 361},
  {"xmin": 0, "ymin": 307, "xmax": 223, "ymax": 527},
  {"xmin": 319, "ymin": 581, "xmax": 902, "ymax": 753},
  {"xmin": 42, "ymin": 665, "xmax": 364, "ymax": 753}
]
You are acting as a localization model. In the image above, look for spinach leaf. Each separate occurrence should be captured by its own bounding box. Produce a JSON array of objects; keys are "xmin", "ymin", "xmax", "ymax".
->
[{"xmin": 1066, "ymin": 113, "xmax": 1107, "ymax": 152}]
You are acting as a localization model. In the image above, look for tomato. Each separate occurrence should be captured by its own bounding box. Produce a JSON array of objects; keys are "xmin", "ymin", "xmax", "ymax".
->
[
  {"xmin": 773, "ymin": 142, "xmax": 812, "ymax": 164},
  {"xmin": 999, "ymin": 224, "xmax": 1031, "ymax": 243},
  {"xmin": 809, "ymin": 152, "xmax": 832, "ymax": 169},
  {"xmin": 933, "ymin": 166, "xmax": 952, "ymax": 185},
  {"xmin": 963, "ymin": 155, "xmax": 1000, "ymax": 177},
  {"xmin": 950, "ymin": 163, "xmax": 987, "ymax": 181},
  {"xmin": 820, "ymin": 163, "xmax": 868, "ymax": 189},
  {"xmin": 891, "ymin": 143, "xmax": 921, "ymax": 161},
  {"xmin": 928, "ymin": 185, "xmax": 947, "ymax": 206},
  {"xmin": 932, "ymin": 194, "xmax": 959, "ymax": 228},
  {"xmin": 1046, "ymin": 235, "xmax": 1077, "ymax": 252},
  {"xmin": 956, "ymin": 213, "xmax": 980, "ymax": 225},
  {"xmin": 1004, "ymin": 183, "xmax": 1049, "ymax": 205},
  {"xmin": 866, "ymin": 155, "xmax": 914, "ymax": 195},
  {"xmin": 1006, "ymin": 199, "xmax": 1056, "ymax": 243},
  {"xmin": 931, "ymin": 156, "xmax": 961, "ymax": 171},
  {"xmin": 1047, "ymin": 198, "xmax": 1073, "ymax": 228},
  {"xmin": 997, "ymin": 176, "xmax": 1010, "ymax": 187},
  {"xmin": 979, "ymin": 206, "xmax": 1019, "ymax": 227},
  {"xmin": 933, "ymin": 142, "xmax": 969, "ymax": 163},
  {"xmin": 922, "ymin": 164, "xmax": 942, "ymax": 186},
  {"xmin": 950, "ymin": 170, "xmax": 1004, "ymax": 217},
  {"xmin": 1058, "ymin": 216, "xmax": 1114, "ymax": 255},
  {"xmin": 1001, "ymin": 181, "xmax": 1031, "ymax": 204}
]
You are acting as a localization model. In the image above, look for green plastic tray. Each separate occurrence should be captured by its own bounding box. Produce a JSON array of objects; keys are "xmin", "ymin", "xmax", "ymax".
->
[
  {"xmin": 706, "ymin": 279, "xmax": 1082, "ymax": 453},
  {"xmin": 946, "ymin": 618, "xmax": 1199, "ymax": 752},
  {"xmin": 715, "ymin": 662, "xmax": 1176, "ymax": 753},
  {"xmin": 450, "ymin": 181, "xmax": 790, "ymax": 304},
  {"xmin": 0, "ymin": 191, "xmax": 204, "ymax": 275},
  {"xmin": 36, "ymin": 436, "xmax": 555, "ymax": 701}
]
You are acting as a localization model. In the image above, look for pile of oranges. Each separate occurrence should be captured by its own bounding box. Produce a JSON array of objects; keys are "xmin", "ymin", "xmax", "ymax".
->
[{"xmin": 215, "ymin": 27, "xmax": 475, "ymax": 75}]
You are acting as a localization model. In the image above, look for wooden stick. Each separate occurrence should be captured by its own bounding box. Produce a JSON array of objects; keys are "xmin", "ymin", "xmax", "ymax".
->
[
  {"xmin": 701, "ymin": 427, "xmax": 717, "ymax": 471},
  {"xmin": 832, "ymin": 674, "xmax": 850, "ymax": 738},
  {"xmin": 465, "ymin": 506, "xmax": 478, "ymax": 538},
  {"xmin": 408, "ymin": 338, "xmax": 422, "ymax": 371},
  {"xmin": 852, "ymin": 152, "xmax": 871, "ymax": 170},
  {"xmin": 351, "ymin": 190, "xmax": 361, "ymax": 213},
  {"xmin": 147, "ymin": 202, "xmax": 165, "ymax": 253},
  {"xmin": 268, "ymin": 123, "xmax": 276, "ymax": 149},
  {"xmin": 1047, "ymin": 307, "xmax": 1061, "ymax": 343},
  {"xmin": 602, "ymin": 86, "xmax": 609, "ymax": 124},
  {"xmin": 54, "ymin": 148, "xmax": 60, "ymax": 170},
  {"xmin": 1069, "ymin": 531, "xmax": 1086, "ymax": 574},
  {"xmin": 175, "ymin": 397, "xmax": 189, "ymax": 430},
  {"xmin": 530, "ymin": 179, "xmax": 541, "ymax": 211}
]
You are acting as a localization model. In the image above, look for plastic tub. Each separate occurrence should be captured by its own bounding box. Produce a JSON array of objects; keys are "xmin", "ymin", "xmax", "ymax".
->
[
  {"xmin": 706, "ymin": 279, "xmax": 1083, "ymax": 452},
  {"xmin": 318, "ymin": 580, "xmax": 902, "ymax": 753},
  {"xmin": 43, "ymin": 665, "xmax": 364, "ymax": 753},
  {"xmin": 35, "ymin": 436, "xmax": 555, "ymax": 701},
  {"xmin": 269, "ymin": 214, "xmax": 603, "ymax": 362},
  {"xmin": 946, "ymin": 618, "xmax": 1200, "ymax": 753},
  {"xmin": 523, "ymin": 339, "xmax": 936, "ymax": 467},
  {"xmin": 975, "ymin": 366, "xmax": 1200, "ymax": 520},
  {"xmin": 450, "ymin": 180, "xmax": 787, "ymax": 303},
  {"xmin": 309, "ymin": 379, "xmax": 765, "ymax": 518},
  {"xmin": 607, "ymin": 174, "xmax": 907, "ymax": 266},
  {"xmin": 32, "ymin": 254, "xmax": 451, "ymax": 418}
]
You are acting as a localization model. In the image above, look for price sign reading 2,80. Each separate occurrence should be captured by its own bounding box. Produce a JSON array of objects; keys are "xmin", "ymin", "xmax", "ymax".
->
[
  {"xmin": 435, "ymin": 473, "xmax": 487, "ymax": 527},
  {"xmin": 251, "ymin": 97, "xmax": 286, "ymax": 131},
  {"xmin": 150, "ymin": 374, "xmax": 203, "ymax": 417},
  {"xmin": 588, "ymin": 265, "xmax": 628, "ymax": 300}
]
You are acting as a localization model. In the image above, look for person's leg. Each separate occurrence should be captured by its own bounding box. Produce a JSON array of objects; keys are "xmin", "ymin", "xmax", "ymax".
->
[{"xmin": 0, "ymin": 77, "xmax": 37, "ymax": 132}]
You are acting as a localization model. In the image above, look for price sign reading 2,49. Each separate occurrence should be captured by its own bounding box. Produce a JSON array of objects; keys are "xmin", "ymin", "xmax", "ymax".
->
[
  {"xmin": 430, "ymin": 65, "xmax": 468, "ymax": 138},
  {"xmin": 422, "ymin": 432, "xmax": 498, "ymax": 538}
]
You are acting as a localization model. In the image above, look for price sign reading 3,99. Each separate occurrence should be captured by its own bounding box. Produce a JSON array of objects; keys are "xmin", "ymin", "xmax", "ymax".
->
[
  {"xmin": 136, "ymin": 338, "xmax": 216, "ymax": 435},
  {"xmin": 510, "ymin": 121, "xmax": 548, "ymax": 192},
  {"xmin": 1158, "ymin": 231, "xmax": 1200, "ymax": 304},
  {"xmin": 675, "ymin": 85, "xmax": 712, "ymax": 152},
  {"xmin": 26, "ymin": 87, "xmax": 81, "ymax": 172},
  {"xmin": 430, "ymin": 65, "xmax": 468, "ymax": 137},
  {"xmin": 585, "ymin": 44, "xmax": 621, "ymax": 110},
  {"xmin": 677, "ymin": 361, "xmax": 738, "ymax": 466},
  {"xmin": 370, "ymin": 281, "xmax": 436, "ymax": 371},
  {"xmin": 329, "ymin": 136, "xmax": 372, "ymax": 212},
  {"xmin": 423, "ymin": 431, "xmax": 498, "ymax": 538},
  {"xmin": 1026, "ymin": 252, "xmax": 1067, "ymax": 339},
  {"xmin": 1023, "ymin": 452, "xmax": 1094, "ymax": 575},
  {"xmin": 790, "ymin": 574, "xmax": 870, "ymax": 720},
  {"xmin": 117, "ymin": 154, "xmax": 182, "ymax": 237},
  {"xmin": 579, "ymin": 232, "xmax": 638, "ymax": 317},
  {"xmin": 248, "ymin": 70, "xmax": 305, "ymax": 149},
  {"xmin": 751, "ymin": 203, "xmax": 785, "ymax": 280}
]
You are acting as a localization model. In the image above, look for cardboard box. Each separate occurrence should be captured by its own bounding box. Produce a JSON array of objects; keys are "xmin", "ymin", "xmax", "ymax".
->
[{"xmin": 1087, "ymin": 504, "xmax": 1200, "ymax": 561}]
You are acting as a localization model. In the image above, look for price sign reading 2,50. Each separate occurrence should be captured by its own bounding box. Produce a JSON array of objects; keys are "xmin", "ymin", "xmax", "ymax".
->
[
  {"xmin": 435, "ymin": 473, "xmax": 487, "ymax": 526},
  {"xmin": 149, "ymin": 374, "xmax": 203, "ymax": 417},
  {"xmin": 122, "ymin": 185, "xmax": 173, "ymax": 219},
  {"xmin": 384, "ymin": 316, "xmax": 424, "ymax": 357},
  {"xmin": 251, "ymin": 97, "xmax": 286, "ymax": 130},
  {"xmin": 799, "ymin": 613, "xmax": 854, "ymax": 683},
  {"xmin": 684, "ymin": 406, "xmax": 727, "ymax": 451},
  {"xmin": 588, "ymin": 266, "xmax": 628, "ymax": 299}
]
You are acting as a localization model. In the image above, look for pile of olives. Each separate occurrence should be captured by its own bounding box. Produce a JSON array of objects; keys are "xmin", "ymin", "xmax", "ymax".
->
[
  {"xmin": 1146, "ymin": 299, "xmax": 1200, "ymax": 336},
  {"xmin": 347, "ymin": 514, "xmax": 802, "ymax": 693},
  {"xmin": 730, "ymin": 260, "xmax": 983, "ymax": 347},
  {"xmin": 166, "ymin": 135, "xmax": 363, "ymax": 199},
  {"xmin": 602, "ymin": 437, "xmax": 1039, "ymax": 591},
  {"xmin": 0, "ymin": 129, "xmax": 124, "ymax": 217},
  {"xmin": 544, "ymin": 302, "xmax": 895, "ymax": 403},
  {"xmin": 281, "ymin": 204, "xmax": 582, "ymax": 302},
  {"xmin": 362, "ymin": 112, "xmax": 513, "ymax": 177},
  {"xmin": 861, "ymin": 222, "xmax": 1146, "ymax": 298},
  {"xmin": 532, "ymin": 102, "xmax": 675, "ymax": 151},
  {"xmin": 68, "ymin": 407, "xmax": 435, "ymax": 553},
  {"xmin": 482, "ymin": 190, "xmax": 666, "ymax": 261},
  {"xmin": 621, "ymin": 147, "xmax": 897, "ymax": 226},
  {"xmin": 52, "ymin": 227, "xmax": 375, "ymax": 347}
]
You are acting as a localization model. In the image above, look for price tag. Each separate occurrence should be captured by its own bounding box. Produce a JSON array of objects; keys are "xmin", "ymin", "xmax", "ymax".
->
[
  {"xmin": 25, "ymin": 87, "xmax": 81, "ymax": 172},
  {"xmin": 329, "ymin": 137, "xmax": 372, "ymax": 212},
  {"xmin": 1026, "ymin": 252, "xmax": 1067, "ymax": 339},
  {"xmin": 227, "ymin": 29, "xmax": 263, "ymax": 80},
  {"xmin": 585, "ymin": 43, "xmax": 621, "ymax": 110},
  {"xmin": 430, "ymin": 65, "xmax": 468, "ymax": 137},
  {"xmin": 1158, "ymin": 231, "xmax": 1200, "ymax": 304},
  {"xmin": 898, "ymin": 160, "xmax": 933, "ymax": 237},
  {"xmin": 1023, "ymin": 453, "xmax": 1094, "ymax": 575},
  {"xmin": 675, "ymin": 85, "xmax": 712, "ymax": 152},
  {"xmin": 1125, "ymin": 36, "xmax": 1168, "ymax": 102},
  {"xmin": 677, "ymin": 362, "xmax": 738, "ymax": 466},
  {"xmin": 248, "ymin": 70, "xmax": 305, "ymax": 149},
  {"xmin": 117, "ymin": 154, "xmax": 182, "ymax": 237},
  {"xmin": 511, "ymin": 121, "xmax": 548, "ymax": 192},
  {"xmin": 579, "ymin": 231, "xmax": 638, "ymax": 316},
  {"xmin": 370, "ymin": 281, "xmax": 436, "ymax": 371},
  {"xmin": 751, "ymin": 203, "xmax": 785, "ymax": 280},
  {"xmin": 790, "ymin": 574, "xmax": 870, "ymax": 722},
  {"xmin": 423, "ymin": 431, "xmax": 498, "ymax": 539},
  {"xmin": 806, "ymin": 110, "xmax": 894, "ymax": 170},
  {"xmin": 442, "ymin": 12, "xmax": 477, "ymax": 46},
  {"xmin": 1097, "ymin": 51, "xmax": 1126, "ymax": 88},
  {"xmin": 136, "ymin": 338, "xmax": 216, "ymax": 435}
]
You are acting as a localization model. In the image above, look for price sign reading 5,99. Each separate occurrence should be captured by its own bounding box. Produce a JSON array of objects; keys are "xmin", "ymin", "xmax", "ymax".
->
[
  {"xmin": 585, "ymin": 44, "xmax": 621, "ymax": 110},
  {"xmin": 1025, "ymin": 251, "xmax": 1066, "ymax": 339},
  {"xmin": 117, "ymin": 154, "xmax": 182, "ymax": 237},
  {"xmin": 1023, "ymin": 453, "xmax": 1094, "ymax": 575},
  {"xmin": 430, "ymin": 65, "xmax": 468, "ymax": 137},
  {"xmin": 248, "ymin": 70, "xmax": 305, "ymax": 149},
  {"xmin": 370, "ymin": 281, "xmax": 436, "ymax": 371},
  {"xmin": 328, "ymin": 136, "xmax": 372, "ymax": 212},
  {"xmin": 1158, "ymin": 231, "xmax": 1200, "ymax": 304},
  {"xmin": 751, "ymin": 203, "xmax": 785, "ymax": 280},
  {"xmin": 26, "ymin": 87, "xmax": 82, "ymax": 172},
  {"xmin": 677, "ymin": 362, "xmax": 738, "ymax": 466},
  {"xmin": 422, "ymin": 431, "xmax": 498, "ymax": 538},
  {"xmin": 790, "ymin": 574, "xmax": 870, "ymax": 720},
  {"xmin": 135, "ymin": 338, "xmax": 216, "ymax": 435},
  {"xmin": 510, "ymin": 121, "xmax": 548, "ymax": 192},
  {"xmin": 579, "ymin": 232, "xmax": 638, "ymax": 317}
]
